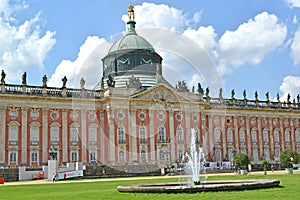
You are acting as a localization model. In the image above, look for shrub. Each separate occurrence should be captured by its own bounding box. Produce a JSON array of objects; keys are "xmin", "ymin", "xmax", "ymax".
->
[
  {"xmin": 280, "ymin": 149, "xmax": 299, "ymax": 168},
  {"xmin": 233, "ymin": 153, "xmax": 249, "ymax": 169}
]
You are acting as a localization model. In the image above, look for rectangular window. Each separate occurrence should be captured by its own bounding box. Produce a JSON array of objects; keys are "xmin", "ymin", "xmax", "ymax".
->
[
  {"xmin": 71, "ymin": 152, "xmax": 77, "ymax": 162},
  {"xmin": 252, "ymin": 131, "xmax": 257, "ymax": 143},
  {"xmin": 30, "ymin": 127, "xmax": 39, "ymax": 144},
  {"xmin": 89, "ymin": 127, "xmax": 97, "ymax": 144},
  {"xmin": 70, "ymin": 128, "xmax": 78, "ymax": 142},
  {"xmin": 239, "ymin": 130, "xmax": 245, "ymax": 143},
  {"xmin": 140, "ymin": 127, "xmax": 146, "ymax": 143},
  {"xmin": 31, "ymin": 152, "xmax": 38, "ymax": 162},
  {"xmin": 51, "ymin": 127, "xmax": 59, "ymax": 143},
  {"xmin": 10, "ymin": 152, "xmax": 16, "ymax": 163},
  {"xmin": 9, "ymin": 126, "xmax": 18, "ymax": 142}
]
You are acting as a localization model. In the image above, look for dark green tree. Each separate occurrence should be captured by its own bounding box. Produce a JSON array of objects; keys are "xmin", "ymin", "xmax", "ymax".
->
[
  {"xmin": 280, "ymin": 149, "xmax": 299, "ymax": 167},
  {"xmin": 233, "ymin": 153, "xmax": 249, "ymax": 169}
]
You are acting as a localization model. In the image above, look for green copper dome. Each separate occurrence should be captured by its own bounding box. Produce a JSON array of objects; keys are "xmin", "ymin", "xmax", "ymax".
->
[{"xmin": 108, "ymin": 31, "xmax": 156, "ymax": 53}]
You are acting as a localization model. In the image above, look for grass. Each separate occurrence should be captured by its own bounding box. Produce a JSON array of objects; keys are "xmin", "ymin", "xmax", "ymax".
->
[{"xmin": 0, "ymin": 174, "xmax": 299, "ymax": 200}]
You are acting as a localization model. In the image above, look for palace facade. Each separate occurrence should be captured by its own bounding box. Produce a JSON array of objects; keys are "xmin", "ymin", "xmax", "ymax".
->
[{"xmin": 0, "ymin": 5, "xmax": 300, "ymax": 169}]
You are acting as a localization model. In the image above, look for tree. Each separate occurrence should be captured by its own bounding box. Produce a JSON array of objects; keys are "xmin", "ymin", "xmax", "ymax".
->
[
  {"xmin": 233, "ymin": 153, "xmax": 249, "ymax": 169},
  {"xmin": 280, "ymin": 149, "xmax": 299, "ymax": 168}
]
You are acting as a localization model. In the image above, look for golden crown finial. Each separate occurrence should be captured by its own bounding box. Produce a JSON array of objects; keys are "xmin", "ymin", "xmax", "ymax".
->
[{"xmin": 128, "ymin": 4, "xmax": 135, "ymax": 21}]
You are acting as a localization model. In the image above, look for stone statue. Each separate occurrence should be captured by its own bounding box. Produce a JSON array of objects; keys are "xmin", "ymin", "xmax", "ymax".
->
[
  {"xmin": 62, "ymin": 76, "xmax": 67, "ymax": 88},
  {"xmin": 80, "ymin": 77, "xmax": 85, "ymax": 89},
  {"xmin": 176, "ymin": 80, "xmax": 189, "ymax": 92},
  {"xmin": 297, "ymin": 94, "xmax": 300, "ymax": 103},
  {"xmin": 107, "ymin": 74, "xmax": 115, "ymax": 87},
  {"xmin": 231, "ymin": 89, "xmax": 235, "ymax": 99},
  {"xmin": 197, "ymin": 83, "xmax": 204, "ymax": 94},
  {"xmin": 126, "ymin": 75, "xmax": 142, "ymax": 88},
  {"xmin": 101, "ymin": 77, "xmax": 104, "ymax": 89},
  {"xmin": 287, "ymin": 93, "xmax": 291, "ymax": 103},
  {"xmin": 1, "ymin": 70, "xmax": 6, "ymax": 84},
  {"xmin": 192, "ymin": 86, "xmax": 195, "ymax": 93},
  {"xmin": 49, "ymin": 146, "xmax": 57, "ymax": 160},
  {"xmin": 22, "ymin": 72, "xmax": 27, "ymax": 85},
  {"xmin": 243, "ymin": 90, "xmax": 247, "ymax": 100},
  {"xmin": 219, "ymin": 88, "xmax": 223, "ymax": 99},
  {"xmin": 265, "ymin": 92, "xmax": 269, "ymax": 101},
  {"xmin": 42, "ymin": 75, "xmax": 47, "ymax": 87},
  {"xmin": 205, "ymin": 87, "xmax": 210, "ymax": 97},
  {"xmin": 255, "ymin": 91, "xmax": 258, "ymax": 101},
  {"xmin": 276, "ymin": 93, "xmax": 280, "ymax": 102}
]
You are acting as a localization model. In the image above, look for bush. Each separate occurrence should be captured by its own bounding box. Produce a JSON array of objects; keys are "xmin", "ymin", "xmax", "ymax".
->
[
  {"xmin": 233, "ymin": 153, "xmax": 249, "ymax": 169},
  {"xmin": 280, "ymin": 149, "xmax": 299, "ymax": 168}
]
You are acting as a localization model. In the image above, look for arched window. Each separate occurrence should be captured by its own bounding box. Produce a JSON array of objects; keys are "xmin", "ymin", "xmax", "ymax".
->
[
  {"xmin": 10, "ymin": 152, "xmax": 17, "ymax": 163},
  {"xmin": 227, "ymin": 128, "xmax": 233, "ymax": 143},
  {"xmin": 90, "ymin": 152, "xmax": 96, "ymax": 162},
  {"xmin": 263, "ymin": 128, "xmax": 269, "ymax": 144},
  {"xmin": 239, "ymin": 128, "xmax": 245, "ymax": 143},
  {"xmin": 30, "ymin": 124, "xmax": 39, "ymax": 145},
  {"xmin": 119, "ymin": 151, "xmax": 125, "ymax": 161},
  {"xmin": 158, "ymin": 127, "xmax": 165, "ymax": 141},
  {"xmin": 8, "ymin": 123, "xmax": 18, "ymax": 144},
  {"xmin": 215, "ymin": 149, "xmax": 221, "ymax": 162},
  {"xmin": 296, "ymin": 129, "xmax": 300, "ymax": 143},
  {"xmin": 88, "ymin": 126, "xmax": 97, "ymax": 145},
  {"xmin": 178, "ymin": 150, "xmax": 183, "ymax": 160},
  {"xmin": 50, "ymin": 122, "xmax": 60, "ymax": 145},
  {"xmin": 141, "ymin": 150, "xmax": 146, "ymax": 161},
  {"xmin": 177, "ymin": 128, "xmax": 183, "ymax": 143},
  {"xmin": 139, "ymin": 127, "xmax": 146, "ymax": 143},
  {"xmin": 251, "ymin": 129, "xmax": 257, "ymax": 143},
  {"xmin": 274, "ymin": 129, "xmax": 280, "ymax": 143},
  {"xmin": 214, "ymin": 127, "xmax": 221, "ymax": 144},
  {"xmin": 264, "ymin": 148, "xmax": 270, "ymax": 160},
  {"xmin": 118, "ymin": 127, "xmax": 125, "ymax": 143},
  {"xmin": 253, "ymin": 149, "xmax": 258, "ymax": 161},
  {"xmin": 70, "ymin": 127, "xmax": 79, "ymax": 143},
  {"xmin": 285, "ymin": 129, "xmax": 290, "ymax": 143},
  {"xmin": 159, "ymin": 150, "xmax": 165, "ymax": 160}
]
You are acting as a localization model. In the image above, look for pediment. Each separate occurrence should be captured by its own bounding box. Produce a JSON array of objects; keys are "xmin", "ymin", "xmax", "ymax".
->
[{"xmin": 131, "ymin": 83, "xmax": 191, "ymax": 102}]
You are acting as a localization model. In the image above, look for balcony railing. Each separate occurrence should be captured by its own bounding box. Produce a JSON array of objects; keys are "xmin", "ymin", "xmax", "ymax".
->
[
  {"xmin": 139, "ymin": 139, "xmax": 147, "ymax": 144},
  {"xmin": 30, "ymin": 141, "xmax": 39, "ymax": 146},
  {"xmin": 9, "ymin": 141, "xmax": 18, "ymax": 145},
  {"xmin": 156, "ymin": 137, "xmax": 170, "ymax": 143},
  {"xmin": 70, "ymin": 141, "xmax": 78, "ymax": 146},
  {"xmin": 118, "ymin": 140, "xmax": 126, "ymax": 144}
]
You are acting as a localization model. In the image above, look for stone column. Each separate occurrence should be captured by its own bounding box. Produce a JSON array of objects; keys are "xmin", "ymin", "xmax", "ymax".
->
[
  {"xmin": 130, "ymin": 109, "xmax": 137, "ymax": 162},
  {"xmin": 42, "ymin": 108, "xmax": 48, "ymax": 164},
  {"xmin": 62, "ymin": 109, "xmax": 68, "ymax": 162},
  {"xmin": 107, "ymin": 106, "xmax": 115, "ymax": 163},
  {"xmin": 169, "ymin": 110, "xmax": 175, "ymax": 162},
  {"xmin": 149, "ymin": 109, "xmax": 156, "ymax": 163},
  {"xmin": 0, "ymin": 107, "xmax": 6, "ymax": 164},
  {"xmin": 21, "ymin": 107, "xmax": 28, "ymax": 164},
  {"xmin": 81, "ymin": 110, "xmax": 87, "ymax": 163}
]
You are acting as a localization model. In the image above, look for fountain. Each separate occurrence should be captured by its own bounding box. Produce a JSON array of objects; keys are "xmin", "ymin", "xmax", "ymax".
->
[{"xmin": 117, "ymin": 128, "xmax": 280, "ymax": 193}]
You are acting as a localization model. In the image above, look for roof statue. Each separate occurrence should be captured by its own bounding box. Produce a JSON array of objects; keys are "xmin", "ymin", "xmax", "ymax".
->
[
  {"xmin": 62, "ymin": 76, "xmax": 67, "ymax": 88},
  {"xmin": 42, "ymin": 75, "xmax": 47, "ymax": 87},
  {"xmin": 128, "ymin": 4, "xmax": 135, "ymax": 21},
  {"xmin": 22, "ymin": 72, "xmax": 27, "ymax": 85},
  {"xmin": 1, "ymin": 70, "xmax": 6, "ymax": 84}
]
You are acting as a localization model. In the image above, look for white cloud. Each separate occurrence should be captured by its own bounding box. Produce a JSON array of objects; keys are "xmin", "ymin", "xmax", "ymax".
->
[
  {"xmin": 279, "ymin": 75, "xmax": 300, "ymax": 101},
  {"xmin": 0, "ymin": 0, "xmax": 56, "ymax": 83},
  {"xmin": 293, "ymin": 15, "xmax": 298, "ymax": 24},
  {"xmin": 48, "ymin": 36, "xmax": 110, "ymax": 88},
  {"xmin": 291, "ymin": 28, "xmax": 300, "ymax": 65},
  {"xmin": 217, "ymin": 12, "xmax": 287, "ymax": 66},
  {"xmin": 285, "ymin": 0, "xmax": 300, "ymax": 8},
  {"xmin": 122, "ymin": 2, "xmax": 201, "ymax": 32}
]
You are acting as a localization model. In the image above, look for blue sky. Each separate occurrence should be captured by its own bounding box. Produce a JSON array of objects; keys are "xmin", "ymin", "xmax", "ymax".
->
[{"xmin": 1, "ymin": 0, "xmax": 300, "ymax": 101}]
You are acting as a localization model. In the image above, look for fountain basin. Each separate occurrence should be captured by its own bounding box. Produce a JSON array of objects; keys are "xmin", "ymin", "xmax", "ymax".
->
[{"xmin": 117, "ymin": 179, "xmax": 280, "ymax": 193}]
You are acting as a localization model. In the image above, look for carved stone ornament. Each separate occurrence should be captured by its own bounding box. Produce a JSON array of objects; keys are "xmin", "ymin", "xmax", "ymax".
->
[
  {"xmin": 30, "ymin": 109, "xmax": 39, "ymax": 120},
  {"xmin": 9, "ymin": 108, "xmax": 19, "ymax": 119}
]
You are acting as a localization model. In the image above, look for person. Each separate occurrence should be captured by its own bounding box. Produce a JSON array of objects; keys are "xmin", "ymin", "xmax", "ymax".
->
[
  {"xmin": 271, "ymin": 164, "xmax": 274, "ymax": 172},
  {"xmin": 52, "ymin": 173, "xmax": 56, "ymax": 182}
]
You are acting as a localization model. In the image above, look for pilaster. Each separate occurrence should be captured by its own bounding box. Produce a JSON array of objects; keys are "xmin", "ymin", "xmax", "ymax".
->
[
  {"xmin": 0, "ymin": 107, "xmax": 6, "ymax": 164},
  {"xmin": 81, "ymin": 110, "xmax": 87, "ymax": 163},
  {"xmin": 42, "ymin": 108, "xmax": 48, "ymax": 163},
  {"xmin": 21, "ymin": 107, "xmax": 28, "ymax": 164},
  {"xmin": 62, "ymin": 109, "xmax": 68, "ymax": 162}
]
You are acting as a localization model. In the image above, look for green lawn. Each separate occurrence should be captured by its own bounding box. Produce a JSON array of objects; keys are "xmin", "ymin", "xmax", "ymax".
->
[{"xmin": 0, "ymin": 174, "xmax": 299, "ymax": 200}]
